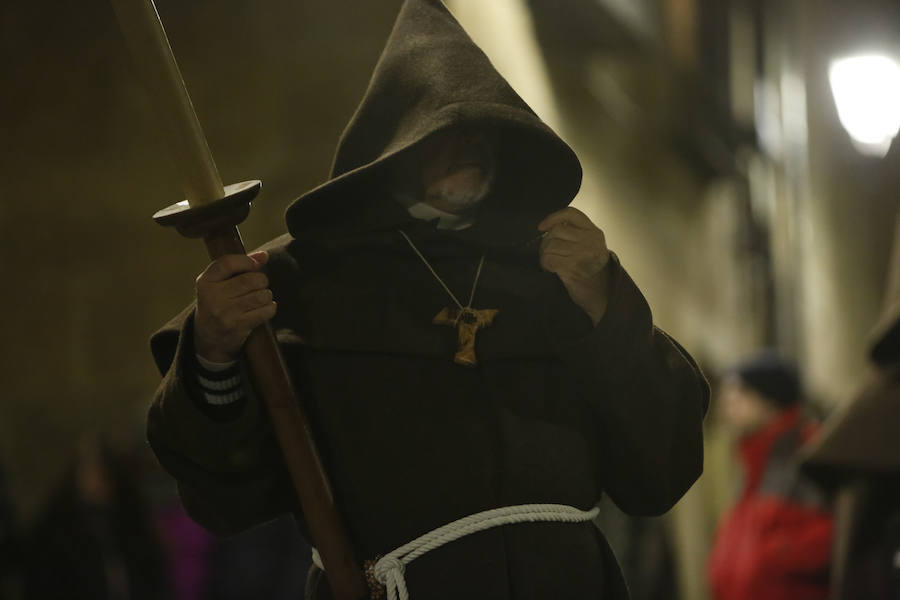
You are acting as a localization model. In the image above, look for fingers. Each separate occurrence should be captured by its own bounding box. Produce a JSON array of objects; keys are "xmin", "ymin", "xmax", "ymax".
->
[
  {"xmin": 539, "ymin": 251, "xmax": 568, "ymax": 274},
  {"xmin": 540, "ymin": 224, "xmax": 581, "ymax": 242},
  {"xmin": 540, "ymin": 227, "xmax": 607, "ymax": 257},
  {"xmin": 540, "ymin": 237, "xmax": 577, "ymax": 257},
  {"xmin": 201, "ymin": 289, "xmax": 275, "ymax": 330},
  {"xmin": 232, "ymin": 288, "xmax": 274, "ymax": 314},
  {"xmin": 198, "ymin": 252, "xmax": 268, "ymax": 284},
  {"xmin": 199, "ymin": 275, "xmax": 274, "ymax": 322},
  {"xmin": 193, "ymin": 251, "xmax": 275, "ymax": 362},
  {"xmin": 196, "ymin": 252, "xmax": 269, "ymax": 298},
  {"xmin": 540, "ymin": 247, "xmax": 609, "ymax": 280},
  {"xmin": 537, "ymin": 207, "xmax": 594, "ymax": 232},
  {"xmin": 539, "ymin": 242, "xmax": 585, "ymax": 273},
  {"xmin": 235, "ymin": 301, "xmax": 278, "ymax": 331},
  {"xmin": 539, "ymin": 220, "xmax": 611, "ymax": 281},
  {"xmin": 218, "ymin": 272, "xmax": 270, "ymax": 300}
]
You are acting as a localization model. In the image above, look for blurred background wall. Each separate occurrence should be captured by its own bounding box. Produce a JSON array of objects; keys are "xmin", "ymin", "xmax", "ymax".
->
[
  {"xmin": 1, "ymin": 0, "xmax": 406, "ymax": 516},
  {"xmin": 1, "ymin": 0, "xmax": 897, "ymax": 598}
]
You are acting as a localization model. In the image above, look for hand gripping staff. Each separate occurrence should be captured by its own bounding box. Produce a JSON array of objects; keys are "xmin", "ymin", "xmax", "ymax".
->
[{"xmin": 109, "ymin": 1, "xmax": 367, "ymax": 598}]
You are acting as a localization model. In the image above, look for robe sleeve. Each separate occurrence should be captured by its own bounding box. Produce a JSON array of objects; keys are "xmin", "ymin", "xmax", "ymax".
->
[
  {"xmin": 146, "ymin": 306, "xmax": 299, "ymax": 536},
  {"xmin": 559, "ymin": 254, "xmax": 710, "ymax": 516}
]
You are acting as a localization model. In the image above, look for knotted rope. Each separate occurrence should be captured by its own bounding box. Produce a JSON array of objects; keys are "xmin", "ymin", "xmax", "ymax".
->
[{"xmin": 312, "ymin": 503, "xmax": 600, "ymax": 600}]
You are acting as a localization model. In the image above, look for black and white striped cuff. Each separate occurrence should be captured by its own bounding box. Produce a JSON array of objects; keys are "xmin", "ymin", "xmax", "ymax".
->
[{"xmin": 194, "ymin": 354, "xmax": 245, "ymax": 406}]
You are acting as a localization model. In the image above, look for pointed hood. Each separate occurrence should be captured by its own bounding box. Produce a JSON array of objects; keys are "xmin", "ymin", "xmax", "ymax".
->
[
  {"xmin": 285, "ymin": 0, "xmax": 582, "ymax": 246},
  {"xmin": 801, "ymin": 211, "xmax": 900, "ymax": 486}
]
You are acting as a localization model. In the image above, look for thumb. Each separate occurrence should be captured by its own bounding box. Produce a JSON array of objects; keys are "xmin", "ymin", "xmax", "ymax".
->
[{"xmin": 248, "ymin": 250, "xmax": 269, "ymax": 266}]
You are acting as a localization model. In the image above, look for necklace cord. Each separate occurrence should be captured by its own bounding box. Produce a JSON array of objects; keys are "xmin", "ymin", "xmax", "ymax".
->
[
  {"xmin": 397, "ymin": 230, "xmax": 486, "ymax": 313},
  {"xmin": 467, "ymin": 255, "xmax": 486, "ymax": 308}
]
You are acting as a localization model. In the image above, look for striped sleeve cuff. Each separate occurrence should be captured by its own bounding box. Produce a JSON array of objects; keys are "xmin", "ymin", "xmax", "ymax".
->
[{"xmin": 194, "ymin": 354, "xmax": 245, "ymax": 407}]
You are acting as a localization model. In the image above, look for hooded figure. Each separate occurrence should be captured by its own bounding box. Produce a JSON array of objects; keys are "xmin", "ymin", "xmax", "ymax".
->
[
  {"xmin": 801, "ymin": 212, "xmax": 900, "ymax": 600},
  {"xmin": 147, "ymin": 1, "xmax": 709, "ymax": 598}
]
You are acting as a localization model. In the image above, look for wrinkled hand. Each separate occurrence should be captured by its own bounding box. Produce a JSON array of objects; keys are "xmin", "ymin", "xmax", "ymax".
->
[
  {"xmin": 193, "ymin": 251, "xmax": 277, "ymax": 363},
  {"xmin": 538, "ymin": 207, "xmax": 612, "ymax": 326}
]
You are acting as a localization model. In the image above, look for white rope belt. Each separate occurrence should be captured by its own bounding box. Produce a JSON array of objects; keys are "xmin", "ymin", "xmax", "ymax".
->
[{"xmin": 311, "ymin": 503, "xmax": 600, "ymax": 600}]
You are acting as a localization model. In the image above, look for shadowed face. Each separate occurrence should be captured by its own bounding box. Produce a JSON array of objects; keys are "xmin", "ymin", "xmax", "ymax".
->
[
  {"xmin": 719, "ymin": 376, "xmax": 781, "ymax": 437},
  {"xmin": 419, "ymin": 127, "xmax": 496, "ymax": 214}
]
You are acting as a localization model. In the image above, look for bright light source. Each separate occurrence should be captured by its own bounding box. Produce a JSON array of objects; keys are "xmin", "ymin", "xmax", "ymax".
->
[{"xmin": 829, "ymin": 54, "xmax": 900, "ymax": 157}]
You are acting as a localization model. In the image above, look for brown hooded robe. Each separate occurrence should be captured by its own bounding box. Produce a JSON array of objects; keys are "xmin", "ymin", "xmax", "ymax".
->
[
  {"xmin": 801, "ymin": 212, "xmax": 900, "ymax": 600},
  {"xmin": 147, "ymin": 1, "xmax": 709, "ymax": 598}
]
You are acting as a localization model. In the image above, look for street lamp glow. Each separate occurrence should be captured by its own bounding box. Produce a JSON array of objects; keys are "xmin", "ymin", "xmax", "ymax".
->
[{"xmin": 828, "ymin": 54, "xmax": 900, "ymax": 156}]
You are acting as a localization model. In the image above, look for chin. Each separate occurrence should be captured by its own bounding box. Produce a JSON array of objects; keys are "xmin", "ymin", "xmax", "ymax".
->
[{"xmin": 426, "ymin": 169, "xmax": 492, "ymax": 213}]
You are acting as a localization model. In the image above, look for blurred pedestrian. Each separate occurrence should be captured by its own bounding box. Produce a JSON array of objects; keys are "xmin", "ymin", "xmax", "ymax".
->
[
  {"xmin": 138, "ymin": 446, "xmax": 215, "ymax": 600},
  {"xmin": 708, "ymin": 351, "xmax": 833, "ymax": 600},
  {"xmin": 154, "ymin": 500, "xmax": 214, "ymax": 600},
  {"xmin": 23, "ymin": 436, "xmax": 170, "ymax": 600}
]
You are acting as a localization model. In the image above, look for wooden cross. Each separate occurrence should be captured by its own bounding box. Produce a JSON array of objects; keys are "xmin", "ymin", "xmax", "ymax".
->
[{"xmin": 433, "ymin": 306, "xmax": 499, "ymax": 367}]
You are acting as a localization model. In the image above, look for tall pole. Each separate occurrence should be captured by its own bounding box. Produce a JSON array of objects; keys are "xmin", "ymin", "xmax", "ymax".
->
[{"xmin": 109, "ymin": 1, "xmax": 367, "ymax": 598}]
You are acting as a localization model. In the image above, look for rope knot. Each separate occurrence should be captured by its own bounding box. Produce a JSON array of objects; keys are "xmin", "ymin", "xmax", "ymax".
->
[{"xmin": 373, "ymin": 556, "xmax": 404, "ymax": 584}]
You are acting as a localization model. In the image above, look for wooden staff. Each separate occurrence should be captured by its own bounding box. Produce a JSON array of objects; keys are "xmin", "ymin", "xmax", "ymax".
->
[{"xmin": 109, "ymin": 1, "xmax": 367, "ymax": 598}]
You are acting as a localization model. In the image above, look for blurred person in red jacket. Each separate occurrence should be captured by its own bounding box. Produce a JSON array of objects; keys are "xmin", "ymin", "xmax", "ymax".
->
[{"xmin": 708, "ymin": 351, "xmax": 833, "ymax": 600}]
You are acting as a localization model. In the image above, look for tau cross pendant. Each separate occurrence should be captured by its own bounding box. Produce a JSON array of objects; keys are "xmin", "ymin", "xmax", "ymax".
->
[{"xmin": 433, "ymin": 306, "xmax": 499, "ymax": 367}]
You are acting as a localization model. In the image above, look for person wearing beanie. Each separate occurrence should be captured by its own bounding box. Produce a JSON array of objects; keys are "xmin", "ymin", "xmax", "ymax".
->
[{"xmin": 708, "ymin": 351, "xmax": 833, "ymax": 600}]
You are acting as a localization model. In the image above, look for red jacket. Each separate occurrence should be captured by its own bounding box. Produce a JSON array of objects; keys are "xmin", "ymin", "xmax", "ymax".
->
[{"xmin": 708, "ymin": 407, "xmax": 833, "ymax": 600}]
